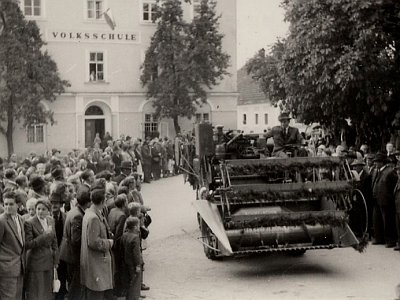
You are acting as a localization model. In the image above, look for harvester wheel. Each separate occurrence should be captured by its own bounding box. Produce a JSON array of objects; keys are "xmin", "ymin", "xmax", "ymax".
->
[{"xmin": 200, "ymin": 218, "xmax": 221, "ymax": 260}]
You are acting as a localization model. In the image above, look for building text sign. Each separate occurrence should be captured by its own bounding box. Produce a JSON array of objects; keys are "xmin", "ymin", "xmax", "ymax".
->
[{"xmin": 46, "ymin": 30, "xmax": 141, "ymax": 44}]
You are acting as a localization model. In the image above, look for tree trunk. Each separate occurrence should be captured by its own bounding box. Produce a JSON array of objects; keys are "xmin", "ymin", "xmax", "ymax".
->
[
  {"xmin": 173, "ymin": 115, "xmax": 180, "ymax": 136},
  {"xmin": 6, "ymin": 97, "xmax": 14, "ymax": 157}
]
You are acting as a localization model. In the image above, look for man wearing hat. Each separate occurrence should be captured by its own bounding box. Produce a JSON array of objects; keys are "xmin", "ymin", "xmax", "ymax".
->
[
  {"xmin": 264, "ymin": 112, "xmax": 304, "ymax": 157},
  {"xmin": 114, "ymin": 161, "xmax": 132, "ymax": 186},
  {"xmin": 371, "ymin": 152, "xmax": 398, "ymax": 247}
]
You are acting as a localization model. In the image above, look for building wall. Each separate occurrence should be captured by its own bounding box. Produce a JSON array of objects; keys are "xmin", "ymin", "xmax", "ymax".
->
[
  {"xmin": 0, "ymin": 0, "xmax": 237, "ymax": 157},
  {"xmin": 237, "ymin": 103, "xmax": 280, "ymax": 134}
]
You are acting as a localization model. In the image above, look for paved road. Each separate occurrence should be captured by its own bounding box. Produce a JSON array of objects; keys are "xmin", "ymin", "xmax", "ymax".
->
[{"xmin": 140, "ymin": 175, "xmax": 400, "ymax": 300}]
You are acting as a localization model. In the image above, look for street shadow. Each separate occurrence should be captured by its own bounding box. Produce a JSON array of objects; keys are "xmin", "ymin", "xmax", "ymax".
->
[{"xmin": 220, "ymin": 252, "xmax": 342, "ymax": 279}]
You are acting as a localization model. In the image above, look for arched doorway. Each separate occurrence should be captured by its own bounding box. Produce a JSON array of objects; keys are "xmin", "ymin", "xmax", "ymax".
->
[{"xmin": 84, "ymin": 105, "xmax": 105, "ymax": 147}]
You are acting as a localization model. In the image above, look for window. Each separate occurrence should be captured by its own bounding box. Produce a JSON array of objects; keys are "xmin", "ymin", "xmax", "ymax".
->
[
  {"xmin": 142, "ymin": 0, "xmax": 157, "ymax": 22},
  {"xmin": 194, "ymin": 113, "xmax": 209, "ymax": 123},
  {"xmin": 144, "ymin": 114, "xmax": 158, "ymax": 135},
  {"xmin": 264, "ymin": 113, "xmax": 268, "ymax": 125},
  {"xmin": 24, "ymin": 0, "xmax": 41, "ymax": 17},
  {"xmin": 255, "ymin": 113, "xmax": 259, "ymax": 125},
  {"xmin": 192, "ymin": 0, "xmax": 201, "ymax": 18},
  {"xmin": 27, "ymin": 124, "xmax": 44, "ymax": 143},
  {"xmin": 85, "ymin": 105, "xmax": 104, "ymax": 115},
  {"xmin": 243, "ymin": 114, "xmax": 247, "ymax": 125},
  {"xmin": 195, "ymin": 113, "xmax": 201, "ymax": 123},
  {"xmin": 87, "ymin": 0, "xmax": 103, "ymax": 20},
  {"xmin": 89, "ymin": 52, "xmax": 104, "ymax": 81}
]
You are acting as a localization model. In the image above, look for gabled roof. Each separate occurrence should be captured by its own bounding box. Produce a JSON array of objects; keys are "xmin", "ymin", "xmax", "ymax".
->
[{"xmin": 237, "ymin": 66, "xmax": 269, "ymax": 105}]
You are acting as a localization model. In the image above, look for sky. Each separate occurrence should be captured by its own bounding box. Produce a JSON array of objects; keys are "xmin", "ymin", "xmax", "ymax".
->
[{"xmin": 236, "ymin": 0, "xmax": 288, "ymax": 70}]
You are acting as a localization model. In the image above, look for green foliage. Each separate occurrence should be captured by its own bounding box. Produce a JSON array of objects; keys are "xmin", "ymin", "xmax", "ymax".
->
[
  {"xmin": 141, "ymin": 0, "xmax": 230, "ymax": 134},
  {"xmin": 246, "ymin": 0, "xmax": 400, "ymax": 147},
  {"xmin": 0, "ymin": 0, "xmax": 69, "ymax": 155}
]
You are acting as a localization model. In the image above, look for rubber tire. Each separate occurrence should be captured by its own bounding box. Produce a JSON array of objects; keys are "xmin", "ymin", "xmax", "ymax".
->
[{"xmin": 200, "ymin": 218, "xmax": 221, "ymax": 260}]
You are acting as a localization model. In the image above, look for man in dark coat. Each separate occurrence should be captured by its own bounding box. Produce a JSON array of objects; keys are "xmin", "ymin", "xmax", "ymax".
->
[
  {"xmin": 264, "ymin": 112, "xmax": 304, "ymax": 157},
  {"xmin": 107, "ymin": 194, "xmax": 128, "ymax": 297},
  {"xmin": 59, "ymin": 189, "xmax": 91, "ymax": 300},
  {"xmin": 394, "ymin": 162, "xmax": 400, "ymax": 251},
  {"xmin": 113, "ymin": 161, "xmax": 132, "ymax": 186},
  {"xmin": 112, "ymin": 146, "xmax": 123, "ymax": 175},
  {"xmin": 50, "ymin": 191, "xmax": 68, "ymax": 300},
  {"xmin": 78, "ymin": 169, "xmax": 95, "ymax": 197},
  {"xmin": 141, "ymin": 139, "xmax": 152, "ymax": 183},
  {"xmin": 372, "ymin": 153, "xmax": 398, "ymax": 247},
  {"xmin": 0, "ymin": 191, "xmax": 25, "ymax": 300},
  {"xmin": 120, "ymin": 216, "xmax": 143, "ymax": 300}
]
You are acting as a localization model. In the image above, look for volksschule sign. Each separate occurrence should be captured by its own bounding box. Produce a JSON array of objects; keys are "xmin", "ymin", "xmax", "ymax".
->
[{"xmin": 46, "ymin": 30, "xmax": 140, "ymax": 44}]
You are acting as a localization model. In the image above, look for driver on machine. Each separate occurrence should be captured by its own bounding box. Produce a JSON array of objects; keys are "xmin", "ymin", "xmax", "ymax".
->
[{"xmin": 264, "ymin": 112, "xmax": 304, "ymax": 157}]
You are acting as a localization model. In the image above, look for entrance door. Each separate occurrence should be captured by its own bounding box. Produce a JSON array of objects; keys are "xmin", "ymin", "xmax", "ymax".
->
[{"xmin": 85, "ymin": 119, "xmax": 105, "ymax": 147}]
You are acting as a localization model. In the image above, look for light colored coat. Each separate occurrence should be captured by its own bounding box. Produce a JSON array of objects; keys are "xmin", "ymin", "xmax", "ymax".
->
[{"xmin": 80, "ymin": 205, "xmax": 113, "ymax": 291}]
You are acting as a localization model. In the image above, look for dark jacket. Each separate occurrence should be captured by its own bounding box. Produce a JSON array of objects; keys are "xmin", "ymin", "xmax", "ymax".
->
[
  {"xmin": 141, "ymin": 143, "xmax": 152, "ymax": 165},
  {"xmin": 394, "ymin": 179, "xmax": 400, "ymax": 212},
  {"xmin": 372, "ymin": 165, "xmax": 398, "ymax": 206},
  {"xmin": 264, "ymin": 126, "xmax": 303, "ymax": 153},
  {"xmin": 59, "ymin": 205, "xmax": 85, "ymax": 265},
  {"xmin": 121, "ymin": 231, "xmax": 142, "ymax": 269},
  {"xmin": 107, "ymin": 207, "xmax": 127, "ymax": 242},
  {"xmin": 25, "ymin": 216, "xmax": 58, "ymax": 272}
]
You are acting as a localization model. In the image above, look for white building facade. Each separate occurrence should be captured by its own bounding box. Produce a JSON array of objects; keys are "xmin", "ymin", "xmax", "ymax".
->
[
  {"xmin": 0, "ymin": 0, "xmax": 238, "ymax": 156},
  {"xmin": 236, "ymin": 68, "xmax": 280, "ymax": 134}
]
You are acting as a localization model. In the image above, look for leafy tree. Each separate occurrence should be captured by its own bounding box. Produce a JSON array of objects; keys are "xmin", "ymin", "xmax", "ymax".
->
[
  {"xmin": 247, "ymin": 0, "xmax": 400, "ymax": 148},
  {"xmin": 188, "ymin": 0, "xmax": 230, "ymax": 91},
  {"xmin": 0, "ymin": 0, "xmax": 69, "ymax": 156},
  {"xmin": 141, "ymin": 0, "xmax": 230, "ymax": 135}
]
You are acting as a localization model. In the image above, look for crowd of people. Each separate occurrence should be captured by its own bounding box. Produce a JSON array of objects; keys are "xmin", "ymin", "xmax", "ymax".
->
[
  {"xmin": 310, "ymin": 141, "xmax": 400, "ymax": 250},
  {"xmin": 1, "ymin": 126, "xmax": 400, "ymax": 299},
  {"xmin": 0, "ymin": 132, "xmax": 192, "ymax": 300}
]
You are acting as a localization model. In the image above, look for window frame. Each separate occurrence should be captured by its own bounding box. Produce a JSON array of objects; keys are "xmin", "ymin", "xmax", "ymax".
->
[
  {"xmin": 141, "ymin": 0, "xmax": 157, "ymax": 24},
  {"xmin": 144, "ymin": 114, "xmax": 159, "ymax": 134},
  {"xmin": 86, "ymin": 50, "xmax": 108, "ymax": 83},
  {"xmin": 264, "ymin": 113, "xmax": 268, "ymax": 125},
  {"xmin": 27, "ymin": 123, "xmax": 45, "ymax": 144},
  {"xmin": 255, "ymin": 113, "xmax": 259, "ymax": 125},
  {"xmin": 85, "ymin": 0, "xmax": 107, "ymax": 22},
  {"xmin": 21, "ymin": 0, "xmax": 46, "ymax": 19}
]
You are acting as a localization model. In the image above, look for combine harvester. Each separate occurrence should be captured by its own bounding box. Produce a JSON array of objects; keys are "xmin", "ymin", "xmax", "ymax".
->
[{"xmin": 186, "ymin": 123, "xmax": 368, "ymax": 260}]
